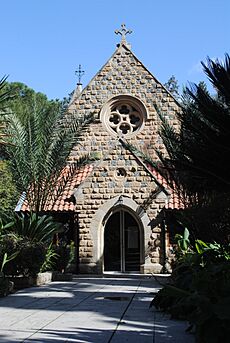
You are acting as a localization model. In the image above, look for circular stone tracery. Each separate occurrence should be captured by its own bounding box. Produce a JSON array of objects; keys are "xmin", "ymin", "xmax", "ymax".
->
[
  {"xmin": 100, "ymin": 95, "xmax": 147, "ymax": 138},
  {"xmin": 109, "ymin": 104, "xmax": 141, "ymax": 135}
]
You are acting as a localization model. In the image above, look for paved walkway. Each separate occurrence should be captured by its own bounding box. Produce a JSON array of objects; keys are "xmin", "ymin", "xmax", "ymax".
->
[{"xmin": 0, "ymin": 277, "xmax": 195, "ymax": 342}]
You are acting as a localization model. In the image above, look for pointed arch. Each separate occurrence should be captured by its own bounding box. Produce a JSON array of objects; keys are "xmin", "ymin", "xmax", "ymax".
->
[{"xmin": 89, "ymin": 195, "xmax": 151, "ymax": 273}]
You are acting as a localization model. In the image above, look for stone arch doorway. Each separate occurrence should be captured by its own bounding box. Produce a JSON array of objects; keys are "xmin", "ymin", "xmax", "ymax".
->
[{"xmin": 104, "ymin": 209, "xmax": 141, "ymax": 272}]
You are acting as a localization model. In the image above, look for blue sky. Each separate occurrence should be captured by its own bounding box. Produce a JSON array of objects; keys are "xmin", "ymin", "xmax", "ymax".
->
[{"xmin": 1, "ymin": 0, "xmax": 229, "ymax": 99}]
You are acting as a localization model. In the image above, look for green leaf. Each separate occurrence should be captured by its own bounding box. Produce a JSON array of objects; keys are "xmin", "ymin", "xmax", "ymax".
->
[
  {"xmin": 0, "ymin": 251, "xmax": 19, "ymax": 272},
  {"xmin": 4, "ymin": 86, "xmax": 94, "ymax": 212},
  {"xmin": 183, "ymin": 228, "xmax": 190, "ymax": 241},
  {"xmin": 195, "ymin": 239, "xmax": 209, "ymax": 254}
]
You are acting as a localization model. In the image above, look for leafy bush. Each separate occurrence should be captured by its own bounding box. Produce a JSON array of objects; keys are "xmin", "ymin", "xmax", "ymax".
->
[
  {"xmin": 53, "ymin": 242, "xmax": 71, "ymax": 272},
  {"xmin": 151, "ymin": 229, "xmax": 230, "ymax": 343},
  {"xmin": 52, "ymin": 240, "xmax": 76, "ymax": 273},
  {"xmin": 0, "ymin": 213, "xmax": 65, "ymax": 278},
  {"xmin": 0, "ymin": 240, "xmax": 18, "ymax": 296},
  {"xmin": 1, "ymin": 251, "xmax": 19, "ymax": 273},
  {"xmin": 6, "ymin": 213, "xmax": 63, "ymax": 243},
  {"xmin": 67, "ymin": 240, "xmax": 76, "ymax": 270},
  {"xmin": 0, "ymin": 234, "xmax": 46, "ymax": 277},
  {"xmin": 0, "ymin": 161, "xmax": 18, "ymax": 219},
  {"xmin": 17, "ymin": 240, "xmax": 46, "ymax": 277},
  {"xmin": 40, "ymin": 243, "xmax": 59, "ymax": 273}
]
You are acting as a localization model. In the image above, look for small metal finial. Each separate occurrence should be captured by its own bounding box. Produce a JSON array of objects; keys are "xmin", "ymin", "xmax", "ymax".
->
[
  {"xmin": 115, "ymin": 23, "xmax": 132, "ymax": 44},
  {"xmin": 75, "ymin": 64, "xmax": 85, "ymax": 84}
]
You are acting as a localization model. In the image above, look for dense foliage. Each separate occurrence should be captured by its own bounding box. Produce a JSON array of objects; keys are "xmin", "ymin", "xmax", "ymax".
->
[
  {"xmin": 129, "ymin": 54, "xmax": 230, "ymax": 242},
  {"xmin": 158, "ymin": 55, "xmax": 230, "ymax": 241},
  {"xmin": 0, "ymin": 213, "xmax": 63, "ymax": 278},
  {"xmin": 0, "ymin": 161, "xmax": 18, "ymax": 219},
  {"xmin": 0, "ymin": 79, "xmax": 85, "ymax": 293},
  {"xmin": 150, "ymin": 54, "xmax": 230, "ymax": 342},
  {"xmin": 5, "ymin": 212, "xmax": 63, "ymax": 243},
  {"xmin": 157, "ymin": 56, "xmax": 230, "ymax": 194},
  {"xmin": 151, "ymin": 230, "xmax": 230, "ymax": 343},
  {"xmin": 1, "ymin": 81, "xmax": 94, "ymax": 213},
  {"xmin": 0, "ymin": 76, "xmax": 12, "ymax": 148},
  {"xmin": 0, "ymin": 234, "xmax": 46, "ymax": 277}
]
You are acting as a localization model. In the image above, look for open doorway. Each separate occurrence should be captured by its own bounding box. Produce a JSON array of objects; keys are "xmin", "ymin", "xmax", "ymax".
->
[{"xmin": 104, "ymin": 210, "xmax": 140, "ymax": 272}]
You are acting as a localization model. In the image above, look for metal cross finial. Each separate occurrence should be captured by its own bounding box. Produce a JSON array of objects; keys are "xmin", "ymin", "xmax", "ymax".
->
[
  {"xmin": 75, "ymin": 64, "xmax": 85, "ymax": 84},
  {"xmin": 115, "ymin": 23, "xmax": 132, "ymax": 43}
]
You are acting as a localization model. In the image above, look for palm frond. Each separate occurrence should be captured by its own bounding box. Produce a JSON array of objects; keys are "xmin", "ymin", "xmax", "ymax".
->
[
  {"xmin": 4, "ymin": 95, "xmax": 94, "ymax": 212},
  {"xmin": 0, "ymin": 75, "xmax": 11, "ymax": 112},
  {"xmin": 201, "ymin": 54, "xmax": 230, "ymax": 105}
]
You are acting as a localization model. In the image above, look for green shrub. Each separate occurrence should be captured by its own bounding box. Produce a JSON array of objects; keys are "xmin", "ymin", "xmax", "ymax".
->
[
  {"xmin": 68, "ymin": 241, "xmax": 76, "ymax": 265},
  {"xmin": 40, "ymin": 243, "xmax": 59, "ymax": 273},
  {"xmin": 0, "ymin": 234, "xmax": 46, "ymax": 277},
  {"xmin": 6, "ymin": 213, "xmax": 63, "ymax": 243},
  {"xmin": 17, "ymin": 240, "xmax": 46, "ymax": 277},
  {"xmin": 0, "ymin": 161, "xmax": 18, "ymax": 219},
  {"xmin": 151, "ymin": 229, "xmax": 230, "ymax": 342},
  {"xmin": 1, "ymin": 251, "xmax": 19, "ymax": 273},
  {"xmin": 53, "ymin": 242, "xmax": 71, "ymax": 273}
]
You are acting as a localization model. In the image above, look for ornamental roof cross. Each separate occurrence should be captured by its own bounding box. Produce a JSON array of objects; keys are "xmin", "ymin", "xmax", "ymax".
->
[
  {"xmin": 115, "ymin": 24, "xmax": 132, "ymax": 44},
  {"xmin": 75, "ymin": 64, "xmax": 85, "ymax": 85}
]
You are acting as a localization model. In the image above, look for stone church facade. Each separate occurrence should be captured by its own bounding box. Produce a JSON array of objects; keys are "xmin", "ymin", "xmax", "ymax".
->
[{"xmin": 60, "ymin": 26, "xmax": 181, "ymax": 274}]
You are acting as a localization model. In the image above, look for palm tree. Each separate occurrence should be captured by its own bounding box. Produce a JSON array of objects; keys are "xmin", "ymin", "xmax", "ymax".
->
[
  {"xmin": 3, "ymin": 94, "xmax": 94, "ymax": 213},
  {"xmin": 155, "ymin": 55, "xmax": 230, "ymax": 193},
  {"xmin": 0, "ymin": 76, "xmax": 12, "ymax": 147},
  {"xmin": 153, "ymin": 54, "xmax": 230, "ymax": 241},
  {"xmin": 127, "ymin": 54, "xmax": 230, "ymax": 241}
]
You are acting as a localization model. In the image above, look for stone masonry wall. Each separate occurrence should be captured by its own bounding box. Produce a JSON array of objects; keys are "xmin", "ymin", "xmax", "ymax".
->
[
  {"xmin": 74, "ymin": 142, "xmax": 167, "ymax": 272},
  {"xmin": 68, "ymin": 44, "xmax": 181, "ymax": 273}
]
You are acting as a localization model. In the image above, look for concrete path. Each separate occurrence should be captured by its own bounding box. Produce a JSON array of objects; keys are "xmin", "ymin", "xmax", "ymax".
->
[{"xmin": 0, "ymin": 277, "xmax": 195, "ymax": 342}]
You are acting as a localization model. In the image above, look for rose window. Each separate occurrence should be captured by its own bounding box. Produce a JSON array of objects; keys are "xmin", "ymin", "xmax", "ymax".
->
[
  {"xmin": 109, "ymin": 104, "xmax": 142, "ymax": 135},
  {"xmin": 100, "ymin": 95, "xmax": 147, "ymax": 138}
]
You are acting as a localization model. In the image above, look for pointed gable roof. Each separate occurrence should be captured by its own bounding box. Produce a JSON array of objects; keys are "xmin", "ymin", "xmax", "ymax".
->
[
  {"xmin": 17, "ymin": 36, "xmax": 182, "ymax": 213},
  {"xmin": 69, "ymin": 42, "xmax": 181, "ymax": 115}
]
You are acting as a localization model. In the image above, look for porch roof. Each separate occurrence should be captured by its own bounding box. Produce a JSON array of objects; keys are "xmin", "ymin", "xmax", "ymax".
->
[
  {"xmin": 18, "ymin": 163, "xmax": 183, "ymax": 212},
  {"xmin": 19, "ymin": 164, "xmax": 94, "ymax": 212},
  {"xmin": 147, "ymin": 166, "xmax": 184, "ymax": 210}
]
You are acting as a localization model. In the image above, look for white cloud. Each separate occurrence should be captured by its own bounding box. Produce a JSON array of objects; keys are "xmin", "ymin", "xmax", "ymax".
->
[
  {"xmin": 188, "ymin": 56, "xmax": 225, "ymax": 76},
  {"xmin": 188, "ymin": 61, "xmax": 203, "ymax": 75}
]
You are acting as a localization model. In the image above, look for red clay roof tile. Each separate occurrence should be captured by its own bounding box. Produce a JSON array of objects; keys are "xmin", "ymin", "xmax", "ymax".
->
[
  {"xmin": 19, "ymin": 163, "xmax": 183, "ymax": 212},
  {"xmin": 147, "ymin": 165, "xmax": 184, "ymax": 209},
  {"xmin": 20, "ymin": 164, "xmax": 93, "ymax": 212}
]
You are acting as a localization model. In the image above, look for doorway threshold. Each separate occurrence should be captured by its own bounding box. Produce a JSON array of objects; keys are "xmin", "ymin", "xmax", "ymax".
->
[{"xmin": 103, "ymin": 271, "xmax": 151, "ymax": 278}]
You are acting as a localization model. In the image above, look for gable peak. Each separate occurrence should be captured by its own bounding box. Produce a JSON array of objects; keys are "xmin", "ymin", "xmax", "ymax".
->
[{"xmin": 115, "ymin": 23, "xmax": 132, "ymax": 49}]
